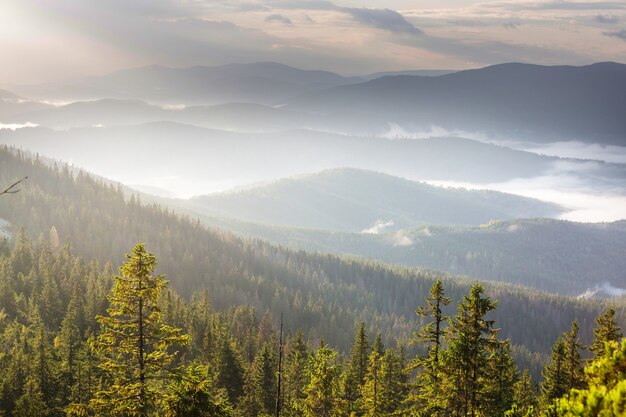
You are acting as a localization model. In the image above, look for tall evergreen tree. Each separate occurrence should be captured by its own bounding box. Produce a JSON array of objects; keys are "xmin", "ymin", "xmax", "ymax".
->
[
  {"xmin": 69, "ymin": 243, "xmax": 190, "ymax": 417},
  {"xmin": 343, "ymin": 322, "xmax": 370, "ymax": 412},
  {"xmin": 563, "ymin": 321, "xmax": 585, "ymax": 393},
  {"xmin": 510, "ymin": 370, "xmax": 537, "ymax": 417},
  {"xmin": 283, "ymin": 330, "xmax": 309, "ymax": 417},
  {"xmin": 300, "ymin": 343, "xmax": 343, "ymax": 417},
  {"xmin": 442, "ymin": 284, "xmax": 499, "ymax": 417},
  {"xmin": 590, "ymin": 308, "xmax": 623, "ymax": 359},
  {"xmin": 215, "ymin": 337, "xmax": 246, "ymax": 405},
  {"xmin": 362, "ymin": 348, "xmax": 407, "ymax": 417},
  {"xmin": 540, "ymin": 338, "xmax": 568, "ymax": 412},
  {"xmin": 555, "ymin": 339, "xmax": 626, "ymax": 416},
  {"xmin": 485, "ymin": 340, "xmax": 518, "ymax": 416},
  {"xmin": 409, "ymin": 279, "xmax": 451, "ymax": 416}
]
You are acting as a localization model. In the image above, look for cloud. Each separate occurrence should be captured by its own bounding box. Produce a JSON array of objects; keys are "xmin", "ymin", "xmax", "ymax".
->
[
  {"xmin": 392, "ymin": 230, "xmax": 414, "ymax": 247},
  {"xmin": 344, "ymin": 8, "xmax": 422, "ymax": 35},
  {"xmin": 362, "ymin": 219, "xmax": 395, "ymax": 234},
  {"xmin": 265, "ymin": 14, "xmax": 293, "ymax": 24},
  {"xmin": 272, "ymin": 1, "xmax": 423, "ymax": 35},
  {"xmin": 604, "ymin": 29, "xmax": 626, "ymax": 40},
  {"xmin": 519, "ymin": 141, "xmax": 626, "ymax": 164},
  {"xmin": 480, "ymin": 1, "xmax": 626, "ymax": 11}
]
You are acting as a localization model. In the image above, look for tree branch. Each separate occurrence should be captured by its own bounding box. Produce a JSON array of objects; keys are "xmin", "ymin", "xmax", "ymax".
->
[{"xmin": 0, "ymin": 177, "xmax": 27, "ymax": 196}]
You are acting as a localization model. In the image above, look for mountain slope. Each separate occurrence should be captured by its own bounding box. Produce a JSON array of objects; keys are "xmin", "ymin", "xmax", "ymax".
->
[
  {"xmin": 14, "ymin": 62, "xmax": 362, "ymax": 105},
  {"xmin": 287, "ymin": 62, "xmax": 626, "ymax": 145},
  {"xmin": 187, "ymin": 168, "xmax": 562, "ymax": 231},
  {"xmin": 191, "ymin": 216, "xmax": 626, "ymax": 295},
  {"xmin": 0, "ymin": 147, "xmax": 623, "ymax": 359}
]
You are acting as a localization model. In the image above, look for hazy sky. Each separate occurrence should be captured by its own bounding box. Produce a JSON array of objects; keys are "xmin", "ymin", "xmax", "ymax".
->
[{"xmin": 1, "ymin": 0, "xmax": 625, "ymax": 84}]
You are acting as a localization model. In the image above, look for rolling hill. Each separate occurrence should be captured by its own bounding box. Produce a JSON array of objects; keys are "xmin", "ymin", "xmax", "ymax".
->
[{"xmin": 187, "ymin": 168, "xmax": 562, "ymax": 231}]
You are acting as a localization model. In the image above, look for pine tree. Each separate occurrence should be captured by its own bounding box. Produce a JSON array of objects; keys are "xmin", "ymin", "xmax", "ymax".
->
[
  {"xmin": 441, "ymin": 284, "xmax": 499, "ymax": 417},
  {"xmin": 590, "ymin": 308, "xmax": 623, "ymax": 359},
  {"xmin": 215, "ymin": 337, "xmax": 245, "ymax": 405},
  {"xmin": 362, "ymin": 345, "xmax": 383, "ymax": 417},
  {"xmin": 243, "ymin": 343, "xmax": 277, "ymax": 416},
  {"xmin": 300, "ymin": 343, "xmax": 342, "ymax": 417},
  {"xmin": 540, "ymin": 338, "xmax": 568, "ymax": 412},
  {"xmin": 510, "ymin": 370, "xmax": 537, "ymax": 417},
  {"xmin": 409, "ymin": 279, "xmax": 451, "ymax": 416},
  {"xmin": 414, "ymin": 279, "xmax": 451, "ymax": 371},
  {"xmin": 343, "ymin": 322, "xmax": 370, "ymax": 411},
  {"xmin": 555, "ymin": 339, "xmax": 626, "ymax": 416},
  {"xmin": 163, "ymin": 363, "xmax": 232, "ymax": 417},
  {"xmin": 283, "ymin": 330, "xmax": 309, "ymax": 417},
  {"xmin": 563, "ymin": 321, "xmax": 585, "ymax": 393},
  {"xmin": 69, "ymin": 243, "xmax": 190, "ymax": 417},
  {"xmin": 485, "ymin": 340, "xmax": 518, "ymax": 416}
]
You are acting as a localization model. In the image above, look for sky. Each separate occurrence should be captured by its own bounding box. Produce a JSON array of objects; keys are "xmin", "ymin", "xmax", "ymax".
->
[{"xmin": 1, "ymin": 0, "xmax": 626, "ymax": 85}]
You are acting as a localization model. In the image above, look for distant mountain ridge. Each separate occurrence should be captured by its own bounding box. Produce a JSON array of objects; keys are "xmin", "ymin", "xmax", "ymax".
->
[
  {"xmin": 287, "ymin": 62, "xmax": 626, "ymax": 145},
  {"xmin": 187, "ymin": 168, "xmax": 562, "ymax": 231},
  {"xmin": 6, "ymin": 61, "xmax": 626, "ymax": 145},
  {"xmin": 12, "ymin": 61, "xmax": 363, "ymax": 105}
]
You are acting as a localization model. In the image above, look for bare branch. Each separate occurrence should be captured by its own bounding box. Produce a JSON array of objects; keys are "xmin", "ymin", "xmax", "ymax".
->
[{"xmin": 0, "ymin": 177, "xmax": 28, "ymax": 196}]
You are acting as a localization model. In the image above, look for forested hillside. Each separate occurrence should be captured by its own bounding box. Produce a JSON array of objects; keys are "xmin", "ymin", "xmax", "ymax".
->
[
  {"xmin": 187, "ymin": 168, "xmax": 560, "ymax": 231},
  {"xmin": 0, "ymin": 239, "xmax": 623, "ymax": 416},
  {"xmin": 192, "ymin": 215, "xmax": 626, "ymax": 295},
  {"xmin": 1, "ymin": 147, "xmax": 623, "ymax": 363}
]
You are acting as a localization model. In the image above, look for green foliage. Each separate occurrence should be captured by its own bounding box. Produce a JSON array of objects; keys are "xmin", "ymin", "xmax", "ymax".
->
[
  {"xmin": 441, "ymin": 283, "xmax": 500, "ymax": 416},
  {"xmin": 343, "ymin": 322, "xmax": 370, "ymax": 410},
  {"xmin": 590, "ymin": 308, "xmax": 622, "ymax": 359},
  {"xmin": 300, "ymin": 344, "xmax": 344, "ymax": 417},
  {"xmin": 71, "ymin": 243, "xmax": 191, "ymax": 416},
  {"xmin": 553, "ymin": 339, "xmax": 626, "ymax": 416},
  {"xmin": 163, "ymin": 364, "xmax": 232, "ymax": 417}
]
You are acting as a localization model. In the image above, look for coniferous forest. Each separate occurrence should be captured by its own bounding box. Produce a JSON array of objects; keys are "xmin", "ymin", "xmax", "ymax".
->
[
  {"xmin": 3, "ymin": 3, "xmax": 626, "ymax": 415},
  {"xmin": 1, "ymin": 148, "xmax": 625, "ymax": 416}
]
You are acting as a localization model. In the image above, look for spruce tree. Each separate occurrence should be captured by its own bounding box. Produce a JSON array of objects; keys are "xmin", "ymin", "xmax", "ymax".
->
[
  {"xmin": 343, "ymin": 322, "xmax": 370, "ymax": 411},
  {"xmin": 215, "ymin": 337, "xmax": 245, "ymax": 405},
  {"xmin": 590, "ymin": 308, "xmax": 623, "ymax": 359},
  {"xmin": 163, "ymin": 363, "xmax": 232, "ymax": 417},
  {"xmin": 69, "ymin": 243, "xmax": 190, "ymax": 417},
  {"xmin": 300, "ymin": 343, "xmax": 342, "ymax": 417},
  {"xmin": 510, "ymin": 370, "xmax": 537, "ymax": 417},
  {"xmin": 555, "ymin": 339, "xmax": 626, "ymax": 416},
  {"xmin": 409, "ymin": 279, "xmax": 451, "ymax": 416},
  {"xmin": 283, "ymin": 330, "xmax": 309, "ymax": 416},
  {"xmin": 362, "ymin": 348, "xmax": 407, "ymax": 416},
  {"xmin": 540, "ymin": 338, "xmax": 568, "ymax": 411},
  {"xmin": 442, "ymin": 284, "xmax": 499, "ymax": 417},
  {"xmin": 362, "ymin": 345, "xmax": 383, "ymax": 417},
  {"xmin": 485, "ymin": 340, "xmax": 518, "ymax": 416},
  {"xmin": 563, "ymin": 321, "xmax": 585, "ymax": 393}
]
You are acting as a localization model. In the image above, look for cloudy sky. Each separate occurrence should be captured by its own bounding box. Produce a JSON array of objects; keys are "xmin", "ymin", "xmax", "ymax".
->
[{"xmin": 1, "ymin": 0, "xmax": 625, "ymax": 84}]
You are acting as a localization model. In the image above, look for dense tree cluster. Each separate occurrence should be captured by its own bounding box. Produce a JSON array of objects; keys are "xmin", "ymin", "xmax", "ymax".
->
[{"xmin": 0, "ymin": 239, "xmax": 623, "ymax": 416}]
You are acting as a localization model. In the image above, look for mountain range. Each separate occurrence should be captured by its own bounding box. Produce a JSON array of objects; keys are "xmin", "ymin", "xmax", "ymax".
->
[
  {"xmin": 2, "ymin": 123, "xmax": 622, "ymax": 196},
  {"xmin": 6, "ymin": 61, "xmax": 626, "ymax": 144}
]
